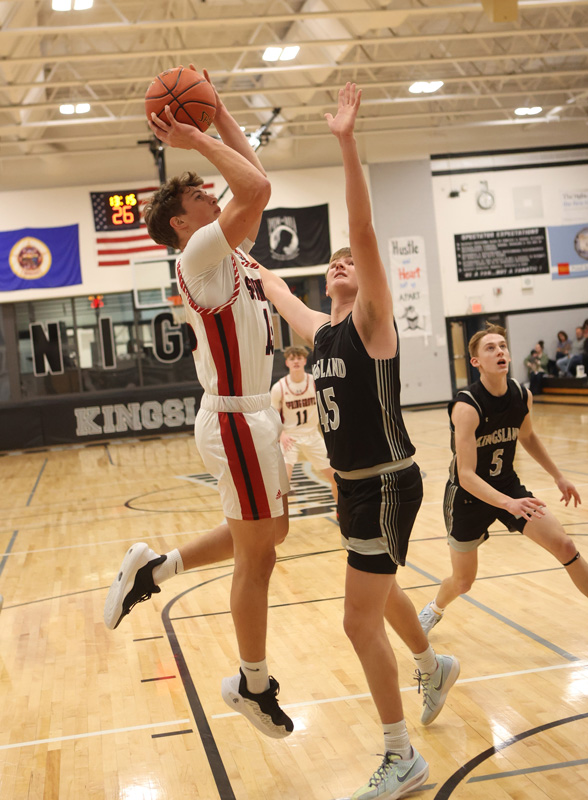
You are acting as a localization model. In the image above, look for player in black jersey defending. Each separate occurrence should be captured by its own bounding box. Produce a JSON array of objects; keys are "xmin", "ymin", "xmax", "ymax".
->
[
  {"xmin": 260, "ymin": 83, "xmax": 459, "ymax": 800},
  {"xmin": 419, "ymin": 323, "xmax": 586, "ymax": 636}
]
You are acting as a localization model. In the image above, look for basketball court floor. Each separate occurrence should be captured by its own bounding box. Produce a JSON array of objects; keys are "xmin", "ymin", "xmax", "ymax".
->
[{"xmin": 1, "ymin": 402, "xmax": 587, "ymax": 799}]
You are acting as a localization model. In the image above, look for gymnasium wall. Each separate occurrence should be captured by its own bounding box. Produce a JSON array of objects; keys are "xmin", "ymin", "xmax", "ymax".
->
[
  {"xmin": 0, "ymin": 165, "xmax": 350, "ymax": 304},
  {"xmin": 431, "ymin": 158, "xmax": 588, "ymax": 318}
]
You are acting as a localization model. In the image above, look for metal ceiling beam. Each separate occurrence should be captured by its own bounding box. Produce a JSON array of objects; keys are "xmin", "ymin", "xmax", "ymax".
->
[{"xmin": 2, "ymin": 0, "xmax": 587, "ymax": 38}]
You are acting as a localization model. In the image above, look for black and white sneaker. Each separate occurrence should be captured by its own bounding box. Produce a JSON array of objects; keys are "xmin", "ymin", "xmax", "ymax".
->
[
  {"xmin": 103, "ymin": 542, "xmax": 166, "ymax": 630},
  {"xmin": 221, "ymin": 669, "xmax": 294, "ymax": 739}
]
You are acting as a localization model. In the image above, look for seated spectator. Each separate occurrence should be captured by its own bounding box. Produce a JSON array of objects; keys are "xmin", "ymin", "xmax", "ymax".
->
[
  {"xmin": 524, "ymin": 340, "xmax": 549, "ymax": 395},
  {"xmin": 555, "ymin": 330, "xmax": 571, "ymax": 360},
  {"xmin": 557, "ymin": 326, "xmax": 585, "ymax": 376}
]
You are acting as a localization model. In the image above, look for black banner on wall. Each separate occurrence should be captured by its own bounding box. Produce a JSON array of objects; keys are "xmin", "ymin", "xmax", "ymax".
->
[
  {"xmin": 455, "ymin": 227, "xmax": 549, "ymax": 281},
  {"xmin": 250, "ymin": 204, "xmax": 331, "ymax": 269}
]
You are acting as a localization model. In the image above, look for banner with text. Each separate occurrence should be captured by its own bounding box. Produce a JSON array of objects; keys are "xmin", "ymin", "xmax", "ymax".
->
[
  {"xmin": 388, "ymin": 236, "xmax": 432, "ymax": 338},
  {"xmin": 454, "ymin": 227, "xmax": 548, "ymax": 281}
]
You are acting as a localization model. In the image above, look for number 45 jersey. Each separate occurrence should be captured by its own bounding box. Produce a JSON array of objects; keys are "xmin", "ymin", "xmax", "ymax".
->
[
  {"xmin": 312, "ymin": 314, "xmax": 415, "ymax": 472},
  {"xmin": 447, "ymin": 378, "xmax": 529, "ymax": 491}
]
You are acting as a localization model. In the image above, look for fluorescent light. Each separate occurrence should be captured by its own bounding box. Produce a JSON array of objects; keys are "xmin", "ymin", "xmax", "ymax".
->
[
  {"xmin": 263, "ymin": 47, "xmax": 282, "ymax": 62},
  {"xmin": 409, "ymin": 80, "xmax": 444, "ymax": 94},
  {"xmin": 280, "ymin": 46, "xmax": 300, "ymax": 61},
  {"xmin": 52, "ymin": 0, "xmax": 72, "ymax": 9},
  {"xmin": 75, "ymin": 103, "xmax": 90, "ymax": 113},
  {"xmin": 248, "ymin": 135, "xmax": 261, "ymax": 149},
  {"xmin": 60, "ymin": 104, "xmax": 75, "ymax": 114},
  {"xmin": 515, "ymin": 106, "xmax": 543, "ymax": 116},
  {"xmin": 73, "ymin": 0, "xmax": 93, "ymax": 7}
]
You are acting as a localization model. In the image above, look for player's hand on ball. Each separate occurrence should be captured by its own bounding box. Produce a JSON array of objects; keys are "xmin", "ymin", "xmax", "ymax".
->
[{"xmin": 149, "ymin": 106, "xmax": 203, "ymax": 150}]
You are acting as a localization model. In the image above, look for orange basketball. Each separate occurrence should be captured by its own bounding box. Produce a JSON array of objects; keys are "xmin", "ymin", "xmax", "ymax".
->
[{"xmin": 145, "ymin": 66, "xmax": 217, "ymax": 132}]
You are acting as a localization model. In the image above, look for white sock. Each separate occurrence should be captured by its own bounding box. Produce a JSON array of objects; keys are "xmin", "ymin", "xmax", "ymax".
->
[
  {"xmin": 431, "ymin": 599, "xmax": 444, "ymax": 615},
  {"xmin": 413, "ymin": 645, "xmax": 437, "ymax": 676},
  {"xmin": 240, "ymin": 659, "xmax": 270, "ymax": 694},
  {"xmin": 152, "ymin": 549, "xmax": 184, "ymax": 585},
  {"xmin": 382, "ymin": 720, "xmax": 412, "ymax": 760}
]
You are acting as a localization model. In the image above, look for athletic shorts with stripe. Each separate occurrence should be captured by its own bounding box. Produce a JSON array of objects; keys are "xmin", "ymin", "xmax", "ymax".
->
[
  {"xmin": 335, "ymin": 462, "xmax": 423, "ymax": 575},
  {"xmin": 195, "ymin": 406, "xmax": 289, "ymax": 521},
  {"xmin": 443, "ymin": 475, "xmax": 534, "ymax": 552}
]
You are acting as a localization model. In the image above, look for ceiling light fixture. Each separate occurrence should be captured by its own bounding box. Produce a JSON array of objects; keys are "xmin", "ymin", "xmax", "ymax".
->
[
  {"xmin": 514, "ymin": 106, "xmax": 542, "ymax": 116},
  {"xmin": 59, "ymin": 104, "xmax": 75, "ymax": 114},
  {"xmin": 262, "ymin": 45, "xmax": 300, "ymax": 62},
  {"xmin": 75, "ymin": 103, "xmax": 90, "ymax": 113},
  {"xmin": 52, "ymin": 0, "xmax": 93, "ymax": 9},
  {"xmin": 409, "ymin": 80, "xmax": 444, "ymax": 94}
]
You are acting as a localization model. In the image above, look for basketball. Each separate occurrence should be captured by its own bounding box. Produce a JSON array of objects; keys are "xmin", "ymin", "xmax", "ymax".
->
[{"xmin": 145, "ymin": 66, "xmax": 217, "ymax": 132}]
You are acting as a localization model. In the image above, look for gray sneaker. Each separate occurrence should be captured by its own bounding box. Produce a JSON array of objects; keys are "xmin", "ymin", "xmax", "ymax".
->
[
  {"xmin": 350, "ymin": 748, "xmax": 429, "ymax": 800},
  {"xmin": 418, "ymin": 600, "xmax": 443, "ymax": 636},
  {"xmin": 416, "ymin": 654, "xmax": 460, "ymax": 726}
]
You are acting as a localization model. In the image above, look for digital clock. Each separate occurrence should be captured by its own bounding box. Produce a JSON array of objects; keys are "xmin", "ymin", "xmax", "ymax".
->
[{"xmin": 91, "ymin": 190, "xmax": 142, "ymax": 232}]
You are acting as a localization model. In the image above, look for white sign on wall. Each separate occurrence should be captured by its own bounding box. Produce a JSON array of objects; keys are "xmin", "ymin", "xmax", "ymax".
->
[
  {"xmin": 388, "ymin": 236, "xmax": 432, "ymax": 338},
  {"xmin": 561, "ymin": 189, "xmax": 588, "ymax": 222}
]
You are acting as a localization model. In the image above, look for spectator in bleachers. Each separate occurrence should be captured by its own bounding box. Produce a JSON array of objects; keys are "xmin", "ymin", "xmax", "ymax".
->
[
  {"xmin": 524, "ymin": 340, "xmax": 549, "ymax": 395},
  {"xmin": 557, "ymin": 326, "xmax": 586, "ymax": 377},
  {"xmin": 555, "ymin": 330, "xmax": 571, "ymax": 361}
]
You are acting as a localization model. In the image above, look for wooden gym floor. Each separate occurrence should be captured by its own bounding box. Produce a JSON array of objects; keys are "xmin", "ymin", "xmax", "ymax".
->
[{"xmin": 1, "ymin": 402, "xmax": 587, "ymax": 800}]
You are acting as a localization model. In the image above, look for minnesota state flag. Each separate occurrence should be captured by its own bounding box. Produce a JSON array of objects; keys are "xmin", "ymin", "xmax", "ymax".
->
[{"xmin": 0, "ymin": 225, "xmax": 81, "ymax": 291}]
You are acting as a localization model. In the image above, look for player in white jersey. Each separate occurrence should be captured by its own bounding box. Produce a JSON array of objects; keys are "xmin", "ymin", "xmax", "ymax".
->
[
  {"xmin": 270, "ymin": 345, "xmax": 337, "ymax": 500},
  {"xmin": 103, "ymin": 67, "xmax": 293, "ymax": 739}
]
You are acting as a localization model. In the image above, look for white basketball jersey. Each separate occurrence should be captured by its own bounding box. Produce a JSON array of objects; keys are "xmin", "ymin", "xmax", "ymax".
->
[
  {"xmin": 271, "ymin": 374, "xmax": 319, "ymax": 433},
  {"xmin": 177, "ymin": 248, "xmax": 274, "ymax": 397}
]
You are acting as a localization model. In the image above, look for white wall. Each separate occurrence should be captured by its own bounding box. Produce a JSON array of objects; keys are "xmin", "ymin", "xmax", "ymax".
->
[
  {"xmin": 0, "ymin": 165, "xmax": 350, "ymax": 304},
  {"xmin": 432, "ymin": 163, "xmax": 588, "ymax": 318}
]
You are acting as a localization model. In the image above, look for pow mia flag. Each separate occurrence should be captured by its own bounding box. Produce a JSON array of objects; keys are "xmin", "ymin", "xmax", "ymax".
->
[{"xmin": 250, "ymin": 204, "xmax": 331, "ymax": 269}]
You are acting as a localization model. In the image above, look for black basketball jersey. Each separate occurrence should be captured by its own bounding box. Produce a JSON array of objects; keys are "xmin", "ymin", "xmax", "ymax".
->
[
  {"xmin": 312, "ymin": 314, "xmax": 415, "ymax": 472},
  {"xmin": 448, "ymin": 378, "xmax": 529, "ymax": 490}
]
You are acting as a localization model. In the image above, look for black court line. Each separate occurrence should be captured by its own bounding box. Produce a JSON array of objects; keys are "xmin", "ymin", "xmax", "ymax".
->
[
  {"xmin": 433, "ymin": 712, "xmax": 588, "ymax": 799},
  {"xmin": 152, "ymin": 729, "xmax": 193, "ymax": 739},
  {"xmin": 162, "ymin": 573, "xmax": 237, "ymax": 800},
  {"xmin": 0, "ymin": 530, "xmax": 18, "ymax": 580},
  {"xmin": 104, "ymin": 444, "xmax": 114, "ymax": 465},
  {"xmin": 468, "ymin": 756, "xmax": 588, "ymax": 782},
  {"xmin": 133, "ymin": 635, "xmax": 164, "ymax": 642},
  {"xmin": 141, "ymin": 675, "xmax": 176, "ymax": 683},
  {"xmin": 407, "ymin": 560, "xmax": 581, "ymax": 662},
  {"xmin": 26, "ymin": 458, "xmax": 48, "ymax": 506}
]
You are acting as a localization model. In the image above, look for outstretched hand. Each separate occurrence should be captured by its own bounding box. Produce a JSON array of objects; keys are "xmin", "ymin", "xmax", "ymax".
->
[
  {"xmin": 557, "ymin": 476, "xmax": 581, "ymax": 507},
  {"xmin": 324, "ymin": 82, "xmax": 361, "ymax": 139}
]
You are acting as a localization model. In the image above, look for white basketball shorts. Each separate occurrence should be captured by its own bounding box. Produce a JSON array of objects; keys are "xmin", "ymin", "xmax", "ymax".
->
[
  {"xmin": 281, "ymin": 428, "xmax": 330, "ymax": 470},
  {"xmin": 195, "ymin": 405, "xmax": 289, "ymax": 521}
]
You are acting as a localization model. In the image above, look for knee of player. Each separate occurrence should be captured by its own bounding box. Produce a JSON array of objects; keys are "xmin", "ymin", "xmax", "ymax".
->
[
  {"xmin": 342, "ymin": 607, "xmax": 371, "ymax": 648},
  {"xmin": 454, "ymin": 573, "xmax": 475, "ymax": 594},
  {"xmin": 558, "ymin": 536, "xmax": 579, "ymax": 565}
]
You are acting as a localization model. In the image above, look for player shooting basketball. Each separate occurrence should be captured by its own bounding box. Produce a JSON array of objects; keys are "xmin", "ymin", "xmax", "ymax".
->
[{"xmin": 104, "ymin": 67, "xmax": 294, "ymax": 740}]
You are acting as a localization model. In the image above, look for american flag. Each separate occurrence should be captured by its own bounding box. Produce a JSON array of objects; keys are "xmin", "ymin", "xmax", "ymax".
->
[{"xmin": 91, "ymin": 184, "xmax": 214, "ymax": 267}]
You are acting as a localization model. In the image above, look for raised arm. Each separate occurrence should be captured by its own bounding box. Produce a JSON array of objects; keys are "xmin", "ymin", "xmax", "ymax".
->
[
  {"xmin": 259, "ymin": 266, "xmax": 329, "ymax": 346},
  {"xmin": 200, "ymin": 68, "xmax": 266, "ymax": 243},
  {"xmin": 325, "ymin": 83, "xmax": 395, "ymax": 354},
  {"xmin": 149, "ymin": 95, "xmax": 270, "ymax": 251}
]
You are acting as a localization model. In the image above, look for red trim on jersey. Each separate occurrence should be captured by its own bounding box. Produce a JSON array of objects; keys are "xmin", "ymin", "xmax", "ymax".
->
[
  {"xmin": 176, "ymin": 254, "xmax": 240, "ymax": 316},
  {"xmin": 200, "ymin": 305, "xmax": 243, "ymax": 396},
  {"xmin": 219, "ymin": 412, "xmax": 272, "ymax": 519}
]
